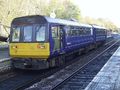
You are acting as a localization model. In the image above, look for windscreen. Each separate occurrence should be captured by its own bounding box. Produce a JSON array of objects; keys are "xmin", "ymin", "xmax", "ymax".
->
[
  {"xmin": 12, "ymin": 26, "xmax": 20, "ymax": 42},
  {"xmin": 35, "ymin": 25, "xmax": 46, "ymax": 41},
  {"xmin": 23, "ymin": 26, "xmax": 32, "ymax": 42},
  {"xmin": 11, "ymin": 24, "xmax": 46, "ymax": 42}
]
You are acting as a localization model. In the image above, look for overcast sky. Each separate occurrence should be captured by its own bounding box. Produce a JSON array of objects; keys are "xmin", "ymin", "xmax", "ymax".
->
[{"xmin": 73, "ymin": 0, "xmax": 120, "ymax": 27}]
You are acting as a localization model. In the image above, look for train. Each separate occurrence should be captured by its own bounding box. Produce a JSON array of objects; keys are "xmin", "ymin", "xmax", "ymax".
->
[{"xmin": 9, "ymin": 15, "xmax": 107, "ymax": 70}]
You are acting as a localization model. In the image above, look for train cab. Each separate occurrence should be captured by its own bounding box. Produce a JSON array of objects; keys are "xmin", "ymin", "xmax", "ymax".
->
[{"xmin": 10, "ymin": 16, "xmax": 50, "ymax": 59}]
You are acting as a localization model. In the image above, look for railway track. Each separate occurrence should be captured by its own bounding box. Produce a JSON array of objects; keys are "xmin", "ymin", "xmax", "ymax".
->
[
  {"xmin": 0, "ymin": 37, "xmax": 117, "ymax": 90},
  {"xmin": 51, "ymin": 40, "xmax": 120, "ymax": 90},
  {"xmin": 26, "ymin": 39, "xmax": 120, "ymax": 90}
]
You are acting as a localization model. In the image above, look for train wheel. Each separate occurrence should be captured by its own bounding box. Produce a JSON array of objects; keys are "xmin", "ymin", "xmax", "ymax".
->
[
  {"xmin": 60, "ymin": 55, "xmax": 65, "ymax": 65},
  {"xmin": 49, "ymin": 58, "xmax": 56, "ymax": 68},
  {"xmin": 82, "ymin": 47, "xmax": 89, "ymax": 54},
  {"xmin": 94, "ymin": 43, "xmax": 98, "ymax": 49},
  {"xmin": 49, "ymin": 55, "xmax": 65, "ymax": 68},
  {"xmin": 56, "ymin": 55, "xmax": 65, "ymax": 66}
]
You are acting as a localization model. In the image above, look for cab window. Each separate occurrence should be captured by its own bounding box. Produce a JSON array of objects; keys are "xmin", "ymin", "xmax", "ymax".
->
[
  {"xmin": 12, "ymin": 27, "xmax": 20, "ymax": 42},
  {"xmin": 35, "ymin": 25, "xmax": 46, "ymax": 41},
  {"xmin": 23, "ymin": 26, "xmax": 32, "ymax": 42}
]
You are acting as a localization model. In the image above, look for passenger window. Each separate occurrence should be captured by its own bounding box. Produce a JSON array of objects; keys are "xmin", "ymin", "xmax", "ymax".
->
[
  {"xmin": 71, "ymin": 30, "xmax": 78, "ymax": 36},
  {"xmin": 78, "ymin": 28, "xmax": 83, "ymax": 36},
  {"xmin": 67, "ymin": 29, "xmax": 71, "ymax": 36},
  {"xmin": 83, "ymin": 29, "xmax": 86, "ymax": 35},
  {"xmin": 66, "ymin": 26, "xmax": 71, "ymax": 36},
  {"xmin": 85, "ymin": 28, "xmax": 91, "ymax": 35},
  {"xmin": 70, "ymin": 27, "xmax": 76, "ymax": 36},
  {"xmin": 96, "ymin": 29, "xmax": 104, "ymax": 35}
]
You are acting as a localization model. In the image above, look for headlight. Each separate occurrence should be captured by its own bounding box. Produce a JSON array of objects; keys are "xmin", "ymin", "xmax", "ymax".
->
[
  {"xmin": 37, "ymin": 44, "xmax": 46, "ymax": 49},
  {"xmin": 11, "ymin": 45, "xmax": 18, "ymax": 49}
]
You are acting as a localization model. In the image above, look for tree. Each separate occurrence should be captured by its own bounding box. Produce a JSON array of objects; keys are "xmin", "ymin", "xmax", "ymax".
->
[
  {"xmin": 81, "ymin": 16, "xmax": 118, "ymax": 32},
  {"xmin": 46, "ymin": 0, "xmax": 81, "ymax": 20},
  {"xmin": 0, "ymin": 0, "xmax": 118, "ymax": 33}
]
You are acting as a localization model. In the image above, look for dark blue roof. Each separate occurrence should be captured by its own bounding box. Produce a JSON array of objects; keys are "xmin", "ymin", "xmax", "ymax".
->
[
  {"xmin": 45, "ymin": 16, "xmax": 80, "ymax": 26},
  {"xmin": 44, "ymin": 16, "xmax": 92, "ymax": 28}
]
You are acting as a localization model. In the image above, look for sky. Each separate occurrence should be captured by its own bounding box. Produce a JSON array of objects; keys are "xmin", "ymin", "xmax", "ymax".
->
[{"xmin": 73, "ymin": 0, "xmax": 120, "ymax": 27}]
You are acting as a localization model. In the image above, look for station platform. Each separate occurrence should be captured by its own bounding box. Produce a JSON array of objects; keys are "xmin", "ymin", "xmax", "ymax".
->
[{"xmin": 85, "ymin": 46, "xmax": 120, "ymax": 90}]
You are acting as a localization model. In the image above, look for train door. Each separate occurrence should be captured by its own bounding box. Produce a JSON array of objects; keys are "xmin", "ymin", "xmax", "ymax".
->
[{"xmin": 51, "ymin": 25, "xmax": 61, "ymax": 52}]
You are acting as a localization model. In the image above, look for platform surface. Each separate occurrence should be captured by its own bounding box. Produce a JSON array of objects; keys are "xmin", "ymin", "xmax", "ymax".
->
[{"xmin": 85, "ymin": 47, "xmax": 120, "ymax": 90}]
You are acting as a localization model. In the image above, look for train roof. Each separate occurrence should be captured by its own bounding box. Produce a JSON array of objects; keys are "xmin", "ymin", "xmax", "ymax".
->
[
  {"xmin": 45, "ymin": 16, "xmax": 80, "ymax": 26},
  {"xmin": 12, "ymin": 15, "xmax": 92, "ymax": 28},
  {"xmin": 44, "ymin": 16, "xmax": 92, "ymax": 28},
  {"xmin": 92, "ymin": 25, "xmax": 107, "ymax": 29},
  {"xmin": 79, "ymin": 23, "xmax": 92, "ymax": 28}
]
